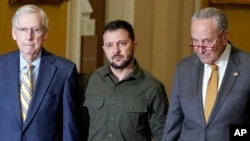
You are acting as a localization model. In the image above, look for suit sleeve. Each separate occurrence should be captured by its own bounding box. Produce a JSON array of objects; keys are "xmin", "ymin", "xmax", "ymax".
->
[
  {"xmin": 62, "ymin": 64, "xmax": 80, "ymax": 141},
  {"xmin": 162, "ymin": 65, "xmax": 184, "ymax": 141}
]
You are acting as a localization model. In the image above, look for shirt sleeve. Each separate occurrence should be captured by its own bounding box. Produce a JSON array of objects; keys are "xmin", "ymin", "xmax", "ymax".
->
[{"xmin": 149, "ymin": 82, "xmax": 169, "ymax": 141}]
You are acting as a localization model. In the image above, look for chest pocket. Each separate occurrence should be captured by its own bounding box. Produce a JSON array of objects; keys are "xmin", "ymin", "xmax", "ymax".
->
[
  {"xmin": 120, "ymin": 103, "xmax": 148, "ymax": 129},
  {"xmin": 83, "ymin": 97, "xmax": 105, "ymax": 127},
  {"xmin": 83, "ymin": 98, "xmax": 104, "ymax": 109}
]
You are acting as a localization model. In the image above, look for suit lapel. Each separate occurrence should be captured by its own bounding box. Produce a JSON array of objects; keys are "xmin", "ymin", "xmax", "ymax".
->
[
  {"xmin": 5, "ymin": 52, "xmax": 23, "ymax": 128},
  {"xmin": 22, "ymin": 50, "xmax": 56, "ymax": 129},
  {"xmin": 193, "ymin": 60, "xmax": 206, "ymax": 124}
]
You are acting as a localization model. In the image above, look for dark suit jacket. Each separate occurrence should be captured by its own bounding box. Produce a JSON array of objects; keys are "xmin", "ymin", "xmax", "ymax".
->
[
  {"xmin": 0, "ymin": 48, "xmax": 80, "ymax": 141},
  {"xmin": 163, "ymin": 45, "xmax": 250, "ymax": 141}
]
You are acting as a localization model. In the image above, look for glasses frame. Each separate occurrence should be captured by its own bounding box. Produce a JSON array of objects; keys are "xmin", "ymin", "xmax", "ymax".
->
[
  {"xmin": 15, "ymin": 27, "xmax": 44, "ymax": 37},
  {"xmin": 189, "ymin": 30, "xmax": 225, "ymax": 51},
  {"xmin": 189, "ymin": 39, "xmax": 217, "ymax": 50}
]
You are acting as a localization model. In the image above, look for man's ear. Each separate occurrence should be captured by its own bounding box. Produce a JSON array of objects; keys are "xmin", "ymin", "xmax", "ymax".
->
[
  {"xmin": 43, "ymin": 29, "xmax": 48, "ymax": 40},
  {"xmin": 222, "ymin": 29, "xmax": 229, "ymax": 45},
  {"xmin": 12, "ymin": 27, "xmax": 17, "ymax": 40},
  {"xmin": 133, "ymin": 41, "xmax": 137, "ymax": 52}
]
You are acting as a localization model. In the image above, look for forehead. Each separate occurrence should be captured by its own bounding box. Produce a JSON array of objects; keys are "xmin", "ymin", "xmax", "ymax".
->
[
  {"xmin": 103, "ymin": 29, "xmax": 129, "ymax": 40},
  {"xmin": 17, "ymin": 12, "xmax": 42, "ymax": 27},
  {"xmin": 191, "ymin": 19, "xmax": 218, "ymax": 39}
]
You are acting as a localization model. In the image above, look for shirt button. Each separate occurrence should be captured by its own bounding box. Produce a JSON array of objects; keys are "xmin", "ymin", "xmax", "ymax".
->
[
  {"xmin": 110, "ymin": 117, "xmax": 114, "ymax": 121},
  {"xmin": 108, "ymin": 133, "xmax": 113, "ymax": 138},
  {"xmin": 111, "ymin": 100, "xmax": 115, "ymax": 104}
]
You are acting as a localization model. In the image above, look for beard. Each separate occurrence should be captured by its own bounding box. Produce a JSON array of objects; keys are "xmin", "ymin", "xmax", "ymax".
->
[{"xmin": 109, "ymin": 53, "xmax": 134, "ymax": 69}]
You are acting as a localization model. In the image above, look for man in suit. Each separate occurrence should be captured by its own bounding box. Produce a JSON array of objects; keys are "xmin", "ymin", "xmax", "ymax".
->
[
  {"xmin": 0, "ymin": 4, "xmax": 80, "ymax": 141},
  {"xmin": 162, "ymin": 7, "xmax": 250, "ymax": 141}
]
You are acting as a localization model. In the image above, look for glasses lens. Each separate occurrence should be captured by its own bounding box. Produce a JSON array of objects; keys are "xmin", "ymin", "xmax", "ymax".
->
[
  {"xmin": 17, "ymin": 27, "xmax": 43, "ymax": 36},
  {"xmin": 189, "ymin": 39, "xmax": 216, "ymax": 50}
]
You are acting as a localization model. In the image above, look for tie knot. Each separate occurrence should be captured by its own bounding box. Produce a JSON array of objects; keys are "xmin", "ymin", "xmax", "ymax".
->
[
  {"xmin": 27, "ymin": 64, "xmax": 33, "ymax": 69},
  {"xmin": 209, "ymin": 64, "xmax": 217, "ymax": 71},
  {"xmin": 26, "ymin": 64, "xmax": 34, "ymax": 76},
  {"xmin": 26, "ymin": 64, "xmax": 34, "ymax": 71}
]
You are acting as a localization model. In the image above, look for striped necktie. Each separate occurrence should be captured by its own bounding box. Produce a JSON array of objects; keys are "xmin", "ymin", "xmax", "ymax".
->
[
  {"xmin": 20, "ymin": 64, "xmax": 33, "ymax": 122},
  {"xmin": 204, "ymin": 64, "xmax": 218, "ymax": 123}
]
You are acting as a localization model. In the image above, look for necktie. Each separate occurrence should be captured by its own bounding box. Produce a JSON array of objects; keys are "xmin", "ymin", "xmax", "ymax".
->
[
  {"xmin": 204, "ymin": 64, "xmax": 218, "ymax": 123},
  {"xmin": 20, "ymin": 64, "xmax": 33, "ymax": 122}
]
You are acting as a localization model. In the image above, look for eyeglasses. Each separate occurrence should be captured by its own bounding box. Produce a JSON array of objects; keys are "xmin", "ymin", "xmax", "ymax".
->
[
  {"xmin": 189, "ymin": 39, "xmax": 217, "ymax": 51},
  {"xmin": 189, "ymin": 30, "xmax": 225, "ymax": 50},
  {"xmin": 16, "ymin": 27, "xmax": 44, "ymax": 37}
]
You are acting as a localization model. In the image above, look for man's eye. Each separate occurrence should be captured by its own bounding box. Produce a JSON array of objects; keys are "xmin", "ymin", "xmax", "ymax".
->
[
  {"xmin": 203, "ymin": 40, "xmax": 212, "ymax": 46},
  {"xmin": 118, "ymin": 41, "xmax": 126, "ymax": 46},
  {"xmin": 34, "ymin": 28, "xmax": 40, "ymax": 32},
  {"xmin": 192, "ymin": 39, "xmax": 198, "ymax": 44},
  {"xmin": 21, "ymin": 28, "xmax": 28, "ymax": 32},
  {"xmin": 204, "ymin": 40, "xmax": 212, "ymax": 43},
  {"xmin": 105, "ymin": 44, "xmax": 112, "ymax": 47}
]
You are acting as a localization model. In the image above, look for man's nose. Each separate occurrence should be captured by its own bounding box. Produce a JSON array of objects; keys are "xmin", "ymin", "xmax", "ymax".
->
[
  {"xmin": 25, "ymin": 30, "xmax": 33, "ymax": 40},
  {"xmin": 113, "ymin": 44, "xmax": 121, "ymax": 53}
]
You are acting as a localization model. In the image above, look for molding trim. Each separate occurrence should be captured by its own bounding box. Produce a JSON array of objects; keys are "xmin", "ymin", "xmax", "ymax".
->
[
  {"xmin": 66, "ymin": 0, "xmax": 82, "ymax": 72},
  {"xmin": 124, "ymin": 0, "xmax": 135, "ymax": 26},
  {"xmin": 194, "ymin": 0, "xmax": 201, "ymax": 12}
]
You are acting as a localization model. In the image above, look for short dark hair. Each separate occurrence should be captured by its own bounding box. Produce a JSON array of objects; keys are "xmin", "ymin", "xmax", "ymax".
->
[{"xmin": 103, "ymin": 20, "xmax": 135, "ymax": 41}]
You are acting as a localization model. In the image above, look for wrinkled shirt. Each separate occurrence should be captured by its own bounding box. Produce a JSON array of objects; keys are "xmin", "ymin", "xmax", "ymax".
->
[{"xmin": 83, "ymin": 60, "xmax": 168, "ymax": 141}]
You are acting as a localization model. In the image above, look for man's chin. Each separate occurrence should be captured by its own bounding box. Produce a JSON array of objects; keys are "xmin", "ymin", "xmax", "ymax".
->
[{"xmin": 110, "ymin": 62, "xmax": 126, "ymax": 69}]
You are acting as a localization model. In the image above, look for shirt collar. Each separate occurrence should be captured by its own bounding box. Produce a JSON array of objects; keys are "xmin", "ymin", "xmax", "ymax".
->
[
  {"xmin": 205, "ymin": 43, "xmax": 231, "ymax": 68},
  {"xmin": 20, "ymin": 50, "xmax": 41, "ymax": 70}
]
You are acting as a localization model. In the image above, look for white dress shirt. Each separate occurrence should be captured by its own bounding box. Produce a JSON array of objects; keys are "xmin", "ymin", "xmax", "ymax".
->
[{"xmin": 202, "ymin": 43, "xmax": 231, "ymax": 107}]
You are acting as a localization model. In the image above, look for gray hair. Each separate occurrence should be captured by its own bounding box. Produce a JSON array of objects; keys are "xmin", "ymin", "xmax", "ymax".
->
[
  {"xmin": 12, "ymin": 4, "xmax": 49, "ymax": 29},
  {"xmin": 191, "ymin": 7, "xmax": 229, "ymax": 33}
]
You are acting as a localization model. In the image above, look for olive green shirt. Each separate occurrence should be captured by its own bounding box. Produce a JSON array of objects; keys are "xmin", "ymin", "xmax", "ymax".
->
[{"xmin": 83, "ymin": 60, "xmax": 168, "ymax": 141}]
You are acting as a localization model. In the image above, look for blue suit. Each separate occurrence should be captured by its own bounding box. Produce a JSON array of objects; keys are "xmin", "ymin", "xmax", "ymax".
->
[
  {"xmin": 0, "ymin": 48, "xmax": 80, "ymax": 141},
  {"xmin": 163, "ymin": 45, "xmax": 250, "ymax": 141}
]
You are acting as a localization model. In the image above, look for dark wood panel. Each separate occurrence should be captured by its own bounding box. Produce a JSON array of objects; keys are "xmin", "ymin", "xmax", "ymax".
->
[
  {"xmin": 81, "ymin": 36, "xmax": 98, "ymax": 73},
  {"xmin": 80, "ymin": 0, "xmax": 106, "ymax": 74},
  {"xmin": 89, "ymin": 0, "xmax": 106, "ymax": 68}
]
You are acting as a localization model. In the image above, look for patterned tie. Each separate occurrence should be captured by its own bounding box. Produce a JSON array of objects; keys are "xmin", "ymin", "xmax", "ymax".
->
[
  {"xmin": 20, "ymin": 64, "xmax": 33, "ymax": 122},
  {"xmin": 204, "ymin": 64, "xmax": 218, "ymax": 123}
]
